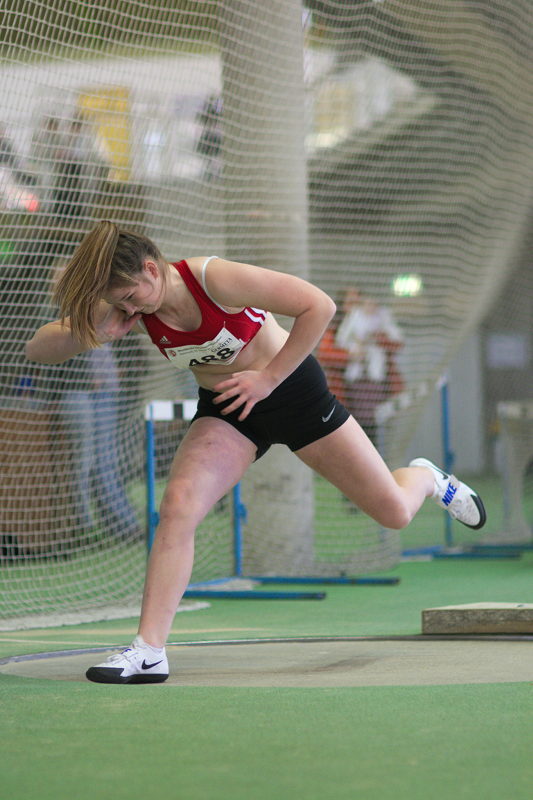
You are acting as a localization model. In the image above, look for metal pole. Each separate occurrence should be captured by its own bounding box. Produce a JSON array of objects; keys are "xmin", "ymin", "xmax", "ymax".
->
[
  {"xmin": 232, "ymin": 483, "xmax": 246, "ymax": 577},
  {"xmin": 145, "ymin": 404, "xmax": 158, "ymax": 552},
  {"xmin": 440, "ymin": 376, "xmax": 454, "ymax": 547}
]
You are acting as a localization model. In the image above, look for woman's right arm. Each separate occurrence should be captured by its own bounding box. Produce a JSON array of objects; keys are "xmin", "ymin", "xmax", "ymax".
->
[
  {"xmin": 25, "ymin": 318, "xmax": 87, "ymax": 364},
  {"xmin": 25, "ymin": 302, "xmax": 142, "ymax": 364}
]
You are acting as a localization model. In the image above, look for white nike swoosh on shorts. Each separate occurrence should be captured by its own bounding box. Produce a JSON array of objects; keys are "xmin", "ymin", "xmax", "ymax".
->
[{"xmin": 322, "ymin": 405, "xmax": 336, "ymax": 423}]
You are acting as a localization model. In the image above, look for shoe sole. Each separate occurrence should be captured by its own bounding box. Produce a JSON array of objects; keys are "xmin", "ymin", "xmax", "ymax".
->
[
  {"xmin": 86, "ymin": 667, "xmax": 169, "ymax": 684},
  {"xmin": 460, "ymin": 493, "xmax": 487, "ymax": 530}
]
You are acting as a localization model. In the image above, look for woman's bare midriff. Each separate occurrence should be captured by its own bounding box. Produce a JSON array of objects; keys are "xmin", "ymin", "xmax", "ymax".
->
[{"xmin": 191, "ymin": 314, "xmax": 289, "ymax": 391}]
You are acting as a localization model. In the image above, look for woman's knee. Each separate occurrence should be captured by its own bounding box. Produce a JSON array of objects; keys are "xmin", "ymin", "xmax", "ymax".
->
[
  {"xmin": 158, "ymin": 478, "xmax": 208, "ymax": 526},
  {"xmin": 373, "ymin": 495, "xmax": 413, "ymax": 530}
]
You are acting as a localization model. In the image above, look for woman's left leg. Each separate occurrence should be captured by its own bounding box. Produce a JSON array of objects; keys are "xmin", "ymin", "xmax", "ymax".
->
[{"xmin": 294, "ymin": 417, "xmax": 434, "ymax": 530}]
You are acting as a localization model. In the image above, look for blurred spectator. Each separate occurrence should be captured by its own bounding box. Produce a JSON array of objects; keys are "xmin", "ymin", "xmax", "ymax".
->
[
  {"xmin": 0, "ymin": 122, "xmax": 38, "ymax": 198},
  {"xmin": 0, "ymin": 123, "xmax": 19, "ymax": 170},
  {"xmin": 31, "ymin": 114, "xmax": 109, "ymax": 218},
  {"xmin": 196, "ymin": 94, "xmax": 223, "ymax": 179},
  {"xmin": 30, "ymin": 115, "xmax": 66, "ymax": 209},
  {"xmin": 53, "ymin": 115, "xmax": 108, "ymax": 219},
  {"xmin": 336, "ymin": 288, "xmax": 404, "ymax": 444},
  {"xmin": 58, "ymin": 343, "xmax": 141, "ymax": 539}
]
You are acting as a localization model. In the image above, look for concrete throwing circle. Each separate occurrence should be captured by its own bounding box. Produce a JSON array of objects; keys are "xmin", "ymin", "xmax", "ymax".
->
[{"xmin": 1, "ymin": 636, "xmax": 532, "ymax": 686}]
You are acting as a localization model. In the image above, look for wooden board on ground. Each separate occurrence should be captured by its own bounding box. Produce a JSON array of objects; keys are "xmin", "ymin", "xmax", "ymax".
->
[{"xmin": 422, "ymin": 602, "xmax": 533, "ymax": 634}]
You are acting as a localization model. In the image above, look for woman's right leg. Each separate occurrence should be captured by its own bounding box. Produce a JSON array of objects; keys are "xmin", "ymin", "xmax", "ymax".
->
[{"xmin": 138, "ymin": 416, "xmax": 257, "ymax": 648}]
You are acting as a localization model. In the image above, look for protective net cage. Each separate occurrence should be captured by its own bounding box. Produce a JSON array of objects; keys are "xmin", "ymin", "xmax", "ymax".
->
[{"xmin": 0, "ymin": 1, "xmax": 531, "ymax": 626}]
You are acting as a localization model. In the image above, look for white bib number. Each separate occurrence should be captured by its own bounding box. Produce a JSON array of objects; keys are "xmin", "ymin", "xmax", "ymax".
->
[{"xmin": 164, "ymin": 327, "xmax": 245, "ymax": 369}]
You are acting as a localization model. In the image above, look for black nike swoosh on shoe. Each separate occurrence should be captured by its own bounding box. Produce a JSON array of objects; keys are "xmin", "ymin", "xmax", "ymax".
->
[{"xmin": 142, "ymin": 659, "xmax": 164, "ymax": 670}]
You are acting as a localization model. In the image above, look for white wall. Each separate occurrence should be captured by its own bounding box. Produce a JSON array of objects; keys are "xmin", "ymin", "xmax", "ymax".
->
[{"xmin": 405, "ymin": 331, "xmax": 484, "ymax": 475}]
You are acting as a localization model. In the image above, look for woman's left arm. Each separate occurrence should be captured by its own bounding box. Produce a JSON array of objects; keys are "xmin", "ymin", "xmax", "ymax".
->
[{"xmin": 202, "ymin": 258, "xmax": 336, "ymax": 419}]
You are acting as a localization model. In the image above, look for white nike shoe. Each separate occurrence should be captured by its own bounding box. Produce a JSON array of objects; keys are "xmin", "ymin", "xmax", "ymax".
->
[
  {"xmin": 409, "ymin": 458, "xmax": 487, "ymax": 530},
  {"xmin": 86, "ymin": 635, "xmax": 169, "ymax": 684}
]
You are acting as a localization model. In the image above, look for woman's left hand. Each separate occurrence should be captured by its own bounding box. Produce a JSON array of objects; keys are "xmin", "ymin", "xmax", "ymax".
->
[{"xmin": 212, "ymin": 370, "xmax": 278, "ymax": 421}]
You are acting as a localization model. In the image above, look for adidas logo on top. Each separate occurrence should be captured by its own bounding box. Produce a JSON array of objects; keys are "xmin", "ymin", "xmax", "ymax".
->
[{"xmin": 159, "ymin": 336, "xmax": 170, "ymax": 344}]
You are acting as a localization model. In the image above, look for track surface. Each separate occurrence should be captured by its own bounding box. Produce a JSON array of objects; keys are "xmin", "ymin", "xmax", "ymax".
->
[{"xmin": 1, "ymin": 636, "xmax": 532, "ymax": 686}]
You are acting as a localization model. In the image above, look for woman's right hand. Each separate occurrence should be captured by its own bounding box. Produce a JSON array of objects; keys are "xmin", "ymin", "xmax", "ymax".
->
[{"xmin": 94, "ymin": 302, "xmax": 142, "ymax": 343}]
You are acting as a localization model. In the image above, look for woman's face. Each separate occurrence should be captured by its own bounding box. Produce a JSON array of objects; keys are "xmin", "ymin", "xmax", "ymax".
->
[{"xmin": 104, "ymin": 261, "xmax": 162, "ymax": 316}]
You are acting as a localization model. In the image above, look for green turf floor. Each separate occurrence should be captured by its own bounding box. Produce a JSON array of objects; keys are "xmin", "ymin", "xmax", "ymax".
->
[{"xmin": 1, "ymin": 556, "xmax": 532, "ymax": 800}]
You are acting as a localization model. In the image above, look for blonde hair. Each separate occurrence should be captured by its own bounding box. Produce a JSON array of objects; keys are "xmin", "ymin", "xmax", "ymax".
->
[{"xmin": 54, "ymin": 220, "xmax": 164, "ymax": 348}]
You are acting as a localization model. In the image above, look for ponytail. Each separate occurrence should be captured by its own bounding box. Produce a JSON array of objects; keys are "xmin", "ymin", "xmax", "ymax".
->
[{"xmin": 54, "ymin": 220, "xmax": 163, "ymax": 348}]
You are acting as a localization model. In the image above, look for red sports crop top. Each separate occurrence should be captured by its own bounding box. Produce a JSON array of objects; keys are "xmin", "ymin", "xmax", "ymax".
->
[{"xmin": 140, "ymin": 257, "xmax": 267, "ymax": 370}]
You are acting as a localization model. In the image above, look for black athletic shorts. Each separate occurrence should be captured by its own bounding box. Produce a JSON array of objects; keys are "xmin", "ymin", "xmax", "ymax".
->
[{"xmin": 192, "ymin": 354, "xmax": 350, "ymax": 460}]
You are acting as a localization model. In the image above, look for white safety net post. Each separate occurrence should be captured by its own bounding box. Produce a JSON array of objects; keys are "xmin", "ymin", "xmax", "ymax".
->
[{"xmin": 220, "ymin": 0, "xmax": 315, "ymax": 576}]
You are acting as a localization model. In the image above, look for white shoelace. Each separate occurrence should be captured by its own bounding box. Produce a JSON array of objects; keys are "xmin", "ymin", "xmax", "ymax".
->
[
  {"xmin": 105, "ymin": 648, "xmax": 139, "ymax": 664},
  {"xmin": 105, "ymin": 645, "xmax": 164, "ymax": 665}
]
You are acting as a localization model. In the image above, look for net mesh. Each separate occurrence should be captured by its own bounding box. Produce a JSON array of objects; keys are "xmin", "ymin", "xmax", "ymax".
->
[{"xmin": 0, "ymin": 1, "xmax": 531, "ymax": 625}]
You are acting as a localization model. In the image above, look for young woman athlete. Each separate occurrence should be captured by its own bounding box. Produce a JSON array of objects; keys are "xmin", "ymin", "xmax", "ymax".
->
[{"xmin": 26, "ymin": 221, "xmax": 486, "ymax": 684}]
